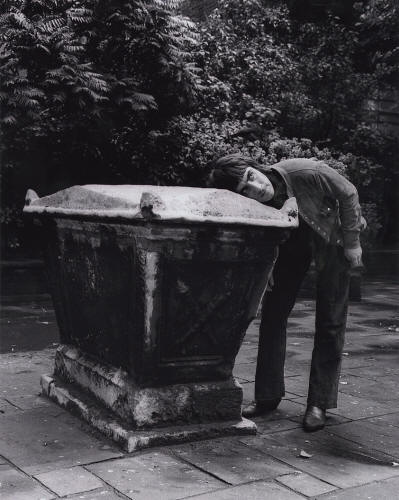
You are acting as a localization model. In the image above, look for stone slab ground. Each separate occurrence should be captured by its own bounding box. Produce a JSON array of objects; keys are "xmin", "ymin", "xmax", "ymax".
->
[{"xmin": 0, "ymin": 276, "xmax": 398, "ymax": 499}]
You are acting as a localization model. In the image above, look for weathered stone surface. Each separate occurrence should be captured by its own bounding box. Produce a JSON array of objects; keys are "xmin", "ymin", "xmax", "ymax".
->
[
  {"xmin": 60, "ymin": 488, "xmax": 123, "ymax": 499},
  {"xmin": 41, "ymin": 374, "xmax": 256, "ymax": 453},
  {"xmin": 87, "ymin": 453, "xmax": 225, "ymax": 500},
  {"xmin": 241, "ymin": 429, "xmax": 399, "ymax": 488},
  {"xmin": 5, "ymin": 393, "xmax": 54, "ymax": 411},
  {"xmin": 0, "ymin": 317, "xmax": 58, "ymax": 354},
  {"xmin": 239, "ymin": 380, "xmax": 255, "ymax": 405},
  {"xmin": 0, "ymin": 406, "xmax": 122, "ymax": 475},
  {"xmin": 337, "ymin": 373, "xmax": 399, "ymax": 404},
  {"xmin": 34, "ymin": 466, "xmax": 103, "ymax": 496},
  {"xmin": 276, "ymin": 471, "xmax": 337, "ymax": 496},
  {"xmin": 254, "ymin": 417, "xmax": 301, "ymax": 434},
  {"xmin": 61, "ymin": 488, "xmax": 123, "ymax": 499},
  {"xmin": 319, "ymin": 476, "xmax": 399, "ymax": 499},
  {"xmin": 53, "ymin": 346, "xmax": 243, "ymax": 426},
  {"xmin": 0, "ymin": 349, "xmax": 54, "ymax": 397},
  {"xmin": 0, "ymin": 465, "xmax": 55, "ymax": 500},
  {"xmin": 172, "ymin": 438, "xmax": 294, "ymax": 484},
  {"xmin": 326, "ymin": 392, "xmax": 396, "ymax": 420},
  {"xmin": 43, "ymin": 219, "xmax": 280, "ymax": 382},
  {"xmin": 0, "ymin": 398, "xmax": 19, "ymax": 415},
  {"xmin": 367, "ymin": 412, "xmax": 399, "ymax": 428},
  {"xmin": 188, "ymin": 480, "xmax": 304, "ymax": 499},
  {"xmin": 232, "ymin": 361, "xmax": 256, "ymax": 382},
  {"xmin": 328, "ymin": 419, "xmax": 399, "ymax": 459},
  {"xmin": 26, "ymin": 185, "xmax": 296, "ymax": 447},
  {"xmin": 24, "ymin": 184, "xmax": 298, "ymax": 228}
]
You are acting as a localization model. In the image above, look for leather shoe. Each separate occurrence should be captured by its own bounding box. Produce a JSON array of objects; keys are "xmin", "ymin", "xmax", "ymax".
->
[
  {"xmin": 303, "ymin": 405, "xmax": 326, "ymax": 432},
  {"xmin": 242, "ymin": 398, "xmax": 281, "ymax": 418}
]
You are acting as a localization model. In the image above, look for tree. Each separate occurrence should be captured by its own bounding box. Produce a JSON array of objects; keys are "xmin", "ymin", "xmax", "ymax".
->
[{"xmin": 0, "ymin": 0, "xmax": 199, "ymax": 253}]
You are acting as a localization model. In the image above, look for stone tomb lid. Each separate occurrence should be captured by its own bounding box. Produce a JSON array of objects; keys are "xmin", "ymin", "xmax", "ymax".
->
[{"xmin": 24, "ymin": 184, "xmax": 298, "ymax": 228}]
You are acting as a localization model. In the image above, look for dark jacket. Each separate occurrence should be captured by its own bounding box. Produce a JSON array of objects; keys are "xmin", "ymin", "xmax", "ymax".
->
[{"xmin": 267, "ymin": 159, "xmax": 363, "ymax": 249}]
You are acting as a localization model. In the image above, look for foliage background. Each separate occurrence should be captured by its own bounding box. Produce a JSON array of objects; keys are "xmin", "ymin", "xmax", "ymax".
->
[{"xmin": 1, "ymin": 0, "xmax": 398, "ymax": 254}]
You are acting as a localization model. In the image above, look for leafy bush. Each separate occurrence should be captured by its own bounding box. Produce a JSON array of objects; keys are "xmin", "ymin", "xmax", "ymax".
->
[
  {"xmin": 175, "ymin": 0, "xmax": 397, "ymax": 244},
  {"xmin": 0, "ymin": 0, "xmax": 199, "ymax": 254},
  {"xmin": 1, "ymin": 0, "xmax": 398, "ymax": 253}
]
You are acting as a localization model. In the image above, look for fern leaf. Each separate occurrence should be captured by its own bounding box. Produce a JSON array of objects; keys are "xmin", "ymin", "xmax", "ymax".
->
[
  {"xmin": 2, "ymin": 115, "xmax": 17, "ymax": 125},
  {"xmin": 39, "ymin": 17, "xmax": 64, "ymax": 33},
  {"xmin": 132, "ymin": 92, "xmax": 157, "ymax": 108},
  {"xmin": 11, "ymin": 12, "xmax": 31, "ymax": 30}
]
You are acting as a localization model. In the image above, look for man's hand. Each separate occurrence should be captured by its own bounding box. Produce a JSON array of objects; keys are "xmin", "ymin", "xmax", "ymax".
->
[
  {"xmin": 344, "ymin": 246, "xmax": 363, "ymax": 268},
  {"xmin": 360, "ymin": 216, "xmax": 367, "ymax": 231}
]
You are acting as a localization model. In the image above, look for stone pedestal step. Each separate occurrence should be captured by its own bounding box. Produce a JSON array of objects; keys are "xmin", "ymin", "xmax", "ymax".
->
[{"xmin": 41, "ymin": 374, "xmax": 257, "ymax": 453}]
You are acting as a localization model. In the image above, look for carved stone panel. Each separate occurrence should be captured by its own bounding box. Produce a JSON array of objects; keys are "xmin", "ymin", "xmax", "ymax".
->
[
  {"xmin": 156, "ymin": 254, "xmax": 273, "ymax": 384},
  {"xmin": 47, "ymin": 220, "xmax": 136, "ymax": 370}
]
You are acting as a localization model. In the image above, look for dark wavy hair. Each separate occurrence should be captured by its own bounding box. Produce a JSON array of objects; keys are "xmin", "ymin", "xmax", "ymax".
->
[{"xmin": 207, "ymin": 153, "xmax": 262, "ymax": 191}]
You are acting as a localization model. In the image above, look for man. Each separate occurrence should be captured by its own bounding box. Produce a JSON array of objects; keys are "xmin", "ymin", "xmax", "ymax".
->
[{"xmin": 208, "ymin": 154, "xmax": 365, "ymax": 432}]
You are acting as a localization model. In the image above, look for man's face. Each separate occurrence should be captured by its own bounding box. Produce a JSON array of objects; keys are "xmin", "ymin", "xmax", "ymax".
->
[{"xmin": 236, "ymin": 167, "xmax": 274, "ymax": 203}]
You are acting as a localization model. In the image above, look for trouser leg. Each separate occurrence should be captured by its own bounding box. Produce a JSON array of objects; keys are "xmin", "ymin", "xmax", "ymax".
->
[
  {"xmin": 308, "ymin": 241, "xmax": 350, "ymax": 409},
  {"xmin": 255, "ymin": 226, "xmax": 312, "ymax": 402}
]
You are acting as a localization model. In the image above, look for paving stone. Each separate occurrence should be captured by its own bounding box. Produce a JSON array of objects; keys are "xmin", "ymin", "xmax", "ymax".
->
[
  {"xmin": 233, "ymin": 362, "xmax": 255, "ymax": 382},
  {"xmin": 189, "ymin": 480, "xmax": 304, "ymax": 499},
  {"xmin": 328, "ymin": 420, "xmax": 399, "ymax": 459},
  {"xmin": 0, "ymin": 464, "xmax": 55, "ymax": 500},
  {"xmin": 336, "ymin": 374, "xmax": 399, "ymax": 404},
  {"xmin": 255, "ymin": 418, "xmax": 301, "ymax": 434},
  {"xmin": 172, "ymin": 437, "xmax": 293, "ymax": 485},
  {"xmin": 257, "ymin": 399, "xmax": 306, "ymax": 422},
  {"xmin": 1, "ymin": 279, "xmax": 398, "ymax": 498},
  {"xmin": 320, "ymin": 476, "xmax": 399, "ymax": 499},
  {"xmin": 0, "ymin": 398, "xmax": 20, "ymax": 415},
  {"xmin": 340, "ymin": 357, "xmax": 376, "ymax": 369},
  {"xmin": 234, "ymin": 376, "xmax": 250, "ymax": 384},
  {"xmin": 240, "ymin": 381, "xmax": 254, "ymax": 404},
  {"xmin": 0, "ymin": 304, "xmax": 55, "ymax": 320},
  {"xmin": 0, "ymin": 316, "xmax": 59, "ymax": 354},
  {"xmin": 34, "ymin": 466, "xmax": 103, "ymax": 496},
  {"xmin": 0, "ymin": 350, "xmax": 54, "ymax": 397},
  {"xmin": 276, "ymin": 471, "xmax": 337, "ymax": 496},
  {"xmin": 61, "ymin": 487, "xmax": 123, "ymax": 499},
  {"xmin": 234, "ymin": 347, "xmax": 258, "ymax": 365},
  {"xmin": 87, "ymin": 452, "xmax": 224, "ymax": 500},
  {"xmin": 285, "ymin": 367, "xmax": 304, "ymax": 377},
  {"xmin": 367, "ymin": 412, "xmax": 399, "ymax": 429},
  {"xmin": 344, "ymin": 364, "xmax": 399, "ymax": 379},
  {"xmin": 240, "ymin": 428, "xmax": 399, "ymax": 488},
  {"xmin": 5, "ymin": 394, "xmax": 54, "ymax": 410},
  {"xmin": 0, "ymin": 407, "xmax": 122, "ymax": 475},
  {"xmin": 326, "ymin": 392, "xmax": 395, "ymax": 420}
]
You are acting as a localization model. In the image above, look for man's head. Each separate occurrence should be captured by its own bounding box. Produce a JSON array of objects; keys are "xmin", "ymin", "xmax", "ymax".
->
[{"xmin": 208, "ymin": 153, "xmax": 274, "ymax": 203}]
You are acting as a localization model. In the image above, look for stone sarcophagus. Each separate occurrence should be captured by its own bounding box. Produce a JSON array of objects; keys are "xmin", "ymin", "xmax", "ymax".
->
[{"xmin": 24, "ymin": 185, "xmax": 298, "ymax": 451}]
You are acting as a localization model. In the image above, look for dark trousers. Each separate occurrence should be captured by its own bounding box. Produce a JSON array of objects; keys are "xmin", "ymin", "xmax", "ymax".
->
[{"xmin": 255, "ymin": 223, "xmax": 350, "ymax": 409}]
